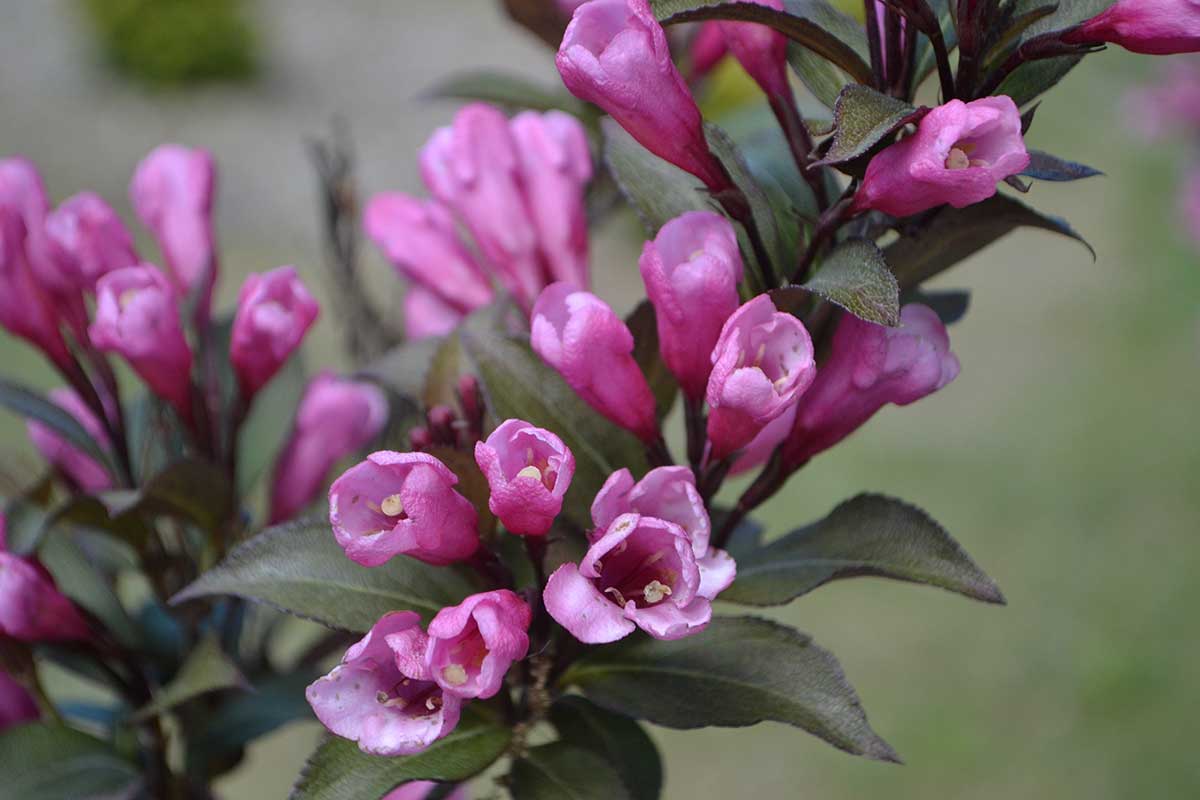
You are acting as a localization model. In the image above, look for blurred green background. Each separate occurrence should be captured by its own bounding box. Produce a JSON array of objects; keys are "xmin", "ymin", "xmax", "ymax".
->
[{"xmin": 2, "ymin": 1, "xmax": 1198, "ymax": 797}]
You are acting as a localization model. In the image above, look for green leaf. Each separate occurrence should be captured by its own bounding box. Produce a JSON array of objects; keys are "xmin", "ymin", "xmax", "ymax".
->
[
  {"xmin": 787, "ymin": 42, "xmax": 849, "ymax": 110},
  {"xmin": 996, "ymin": 55, "xmax": 1083, "ymax": 108},
  {"xmin": 425, "ymin": 70, "xmax": 590, "ymax": 118},
  {"xmin": 1018, "ymin": 0, "xmax": 1116, "ymax": 39},
  {"xmin": 0, "ymin": 378, "xmax": 116, "ymax": 478},
  {"xmin": 172, "ymin": 518, "xmax": 482, "ymax": 631},
  {"xmin": 627, "ymin": 301, "xmax": 679, "ymax": 422},
  {"xmin": 510, "ymin": 742, "xmax": 633, "ymax": 800},
  {"xmin": 109, "ymin": 458, "xmax": 233, "ymax": 533},
  {"xmin": 563, "ymin": 616, "xmax": 899, "ymax": 762},
  {"xmin": 900, "ymin": 288, "xmax": 971, "ymax": 326},
  {"xmin": 126, "ymin": 392, "xmax": 187, "ymax": 484},
  {"xmin": 290, "ymin": 711, "xmax": 511, "ymax": 800},
  {"xmin": 550, "ymin": 696, "xmax": 662, "ymax": 800},
  {"xmin": 602, "ymin": 119, "xmax": 713, "ymax": 236},
  {"xmin": 723, "ymin": 494, "xmax": 1006, "ymax": 607},
  {"xmin": 814, "ymin": 84, "xmax": 927, "ymax": 167},
  {"xmin": 650, "ymin": 0, "xmax": 872, "ymax": 83},
  {"xmin": 912, "ymin": 0, "xmax": 956, "ymax": 88},
  {"xmin": 188, "ymin": 671, "xmax": 319, "ymax": 771},
  {"xmin": 359, "ymin": 336, "xmax": 445, "ymax": 402},
  {"xmin": 40, "ymin": 493, "xmax": 154, "ymax": 551},
  {"xmin": 1021, "ymin": 150, "xmax": 1104, "ymax": 182},
  {"xmin": 39, "ymin": 531, "xmax": 142, "ymax": 648},
  {"xmin": 0, "ymin": 724, "xmax": 141, "ymax": 800},
  {"xmin": 886, "ymin": 194, "xmax": 1094, "ymax": 290},
  {"xmin": 132, "ymin": 634, "xmax": 248, "ymax": 722},
  {"xmin": 801, "ymin": 238, "xmax": 900, "ymax": 326},
  {"xmin": 1, "ymin": 492, "xmax": 51, "ymax": 555}
]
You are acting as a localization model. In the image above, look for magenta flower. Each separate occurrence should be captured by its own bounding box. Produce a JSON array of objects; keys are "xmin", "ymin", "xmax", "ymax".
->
[
  {"xmin": 404, "ymin": 285, "xmax": 464, "ymax": 341},
  {"xmin": 544, "ymin": 512, "xmax": 734, "ymax": 643},
  {"xmin": 425, "ymin": 590, "xmax": 531, "ymax": 699},
  {"xmin": 43, "ymin": 193, "xmax": 138, "ymax": 292},
  {"xmin": 639, "ymin": 211, "xmax": 744, "ymax": 399},
  {"xmin": 718, "ymin": 0, "xmax": 790, "ymax": 99},
  {"xmin": 0, "ymin": 545, "xmax": 90, "ymax": 643},
  {"xmin": 90, "ymin": 265, "xmax": 194, "ymax": 421},
  {"xmin": 474, "ymin": 419, "xmax": 575, "ymax": 537},
  {"xmin": 0, "ymin": 156, "xmax": 51, "ymax": 271},
  {"xmin": 0, "ymin": 669, "xmax": 38, "ymax": 732},
  {"xmin": 130, "ymin": 144, "xmax": 217, "ymax": 309},
  {"xmin": 783, "ymin": 304, "xmax": 959, "ymax": 467},
  {"xmin": 329, "ymin": 451, "xmax": 479, "ymax": 567},
  {"xmin": 728, "ymin": 402, "xmax": 795, "ymax": 476},
  {"xmin": 1064, "ymin": 0, "xmax": 1200, "ymax": 55},
  {"xmin": 556, "ymin": 0, "xmax": 730, "ymax": 192},
  {"xmin": 688, "ymin": 22, "xmax": 729, "ymax": 80},
  {"xmin": 268, "ymin": 372, "xmax": 389, "ymax": 524},
  {"xmin": 364, "ymin": 193, "xmax": 494, "ymax": 312},
  {"xmin": 591, "ymin": 466, "xmax": 711, "ymax": 556},
  {"xmin": 852, "ymin": 96, "xmax": 1030, "ymax": 219},
  {"xmin": 531, "ymin": 282, "xmax": 658, "ymax": 443},
  {"xmin": 0, "ymin": 208, "xmax": 71, "ymax": 370},
  {"xmin": 706, "ymin": 294, "xmax": 816, "ymax": 460},
  {"xmin": 229, "ymin": 266, "xmax": 320, "ymax": 400},
  {"xmin": 306, "ymin": 611, "xmax": 462, "ymax": 757},
  {"xmin": 26, "ymin": 389, "xmax": 112, "ymax": 493},
  {"xmin": 383, "ymin": 784, "xmax": 467, "ymax": 800}
]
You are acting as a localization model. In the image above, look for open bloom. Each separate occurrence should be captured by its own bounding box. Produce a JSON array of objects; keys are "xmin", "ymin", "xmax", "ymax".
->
[
  {"xmin": 1064, "ymin": 0, "xmax": 1200, "ymax": 55},
  {"xmin": 43, "ymin": 193, "xmax": 138, "ymax": 292},
  {"xmin": 306, "ymin": 612, "xmax": 462, "ymax": 756},
  {"xmin": 717, "ymin": 0, "xmax": 790, "ymax": 98},
  {"xmin": 706, "ymin": 295, "xmax": 816, "ymax": 460},
  {"xmin": 544, "ymin": 512, "xmax": 734, "ymax": 643},
  {"xmin": 0, "ymin": 670, "xmax": 38, "ymax": 732},
  {"xmin": 531, "ymin": 283, "xmax": 658, "ymax": 442},
  {"xmin": 404, "ymin": 285, "xmax": 464, "ymax": 341},
  {"xmin": 27, "ymin": 389, "xmax": 112, "ymax": 493},
  {"xmin": 852, "ymin": 96, "xmax": 1030, "ymax": 218},
  {"xmin": 90, "ymin": 265, "xmax": 194, "ymax": 420},
  {"xmin": 557, "ymin": 0, "xmax": 729, "ymax": 191},
  {"xmin": 639, "ymin": 211, "xmax": 744, "ymax": 399},
  {"xmin": 230, "ymin": 266, "xmax": 320, "ymax": 399},
  {"xmin": 426, "ymin": 590, "xmax": 531, "ymax": 699},
  {"xmin": 475, "ymin": 419, "xmax": 575, "ymax": 536},
  {"xmin": 329, "ymin": 451, "xmax": 478, "ymax": 567},
  {"xmin": 591, "ymin": 466, "xmax": 710, "ymax": 555},
  {"xmin": 783, "ymin": 304, "xmax": 959, "ymax": 467},
  {"xmin": 0, "ymin": 553, "xmax": 90, "ymax": 642},
  {"xmin": 0, "ymin": 207, "xmax": 71, "ymax": 369},
  {"xmin": 269, "ymin": 372, "xmax": 389, "ymax": 524}
]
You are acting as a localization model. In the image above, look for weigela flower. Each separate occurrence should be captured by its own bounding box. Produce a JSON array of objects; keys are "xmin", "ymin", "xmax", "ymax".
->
[
  {"xmin": 717, "ymin": 0, "xmax": 790, "ymax": 99},
  {"xmin": 728, "ymin": 402, "xmax": 795, "ymax": 476},
  {"xmin": 329, "ymin": 451, "xmax": 479, "ymax": 567},
  {"xmin": 43, "ymin": 192, "xmax": 138, "ymax": 292},
  {"xmin": 0, "ymin": 207, "xmax": 71, "ymax": 369},
  {"xmin": 852, "ymin": 96, "xmax": 1030, "ymax": 218},
  {"xmin": 229, "ymin": 266, "xmax": 320, "ymax": 400},
  {"xmin": 0, "ymin": 156, "xmax": 51, "ymax": 271},
  {"xmin": 0, "ymin": 669, "xmax": 38, "ymax": 732},
  {"xmin": 556, "ymin": 0, "xmax": 730, "ymax": 191},
  {"xmin": 591, "ymin": 466, "xmax": 711, "ymax": 556},
  {"xmin": 688, "ymin": 22, "xmax": 729, "ymax": 80},
  {"xmin": 0, "ymin": 514, "xmax": 90, "ymax": 643},
  {"xmin": 531, "ymin": 283, "xmax": 658, "ymax": 443},
  {"xmin": 1064, "ymin": 0, "xmax": 1200, "ymax": 55},
  {"xmin": 268, "ymin": 372, "xmax": 389, "ymax": 524},
  {"xmin": 425, "ymin": 590, "xmax": 531, "ymax": 699},
  {"xmin": 474, "ymin": 419, "xmax": 575, "ymax": 537},
  {"xmin": 90, "ymin": 265, "xmax": 194, "ymax": 421},
  {"xmin": 306, "ymin": 612, "xmax": 462, "ymax": 757},
  {"xmin": 706, "ymin": 294, "xmax": 816, "ymax": 460},
  {"xmin": 783, "ymin": 304, "xmax": 959, "ymax": 467},
  {"xmin": 404, "ymin": 285, "xmax": 464, "ymax": 341},
  {"xmin": 639, "ymin": 211, "xmax": 744, "ymax": 399},
  {"xmin": 27, "ymin": 389, "xmax": 112, "ymax": 493}
]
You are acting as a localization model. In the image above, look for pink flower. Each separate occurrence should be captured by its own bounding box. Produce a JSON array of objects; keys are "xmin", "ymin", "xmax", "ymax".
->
[
  {"xmin": 130, "ymin": 145, "xmax": 217, "ymax": 310},
  {"xmin": 852, "ymin": 96, "xmax": 1030, "ymax": 218},
  {"xmin": 728, "ymin": 402, "xmax": 795, "ymax": 475},
  {"xmin": 782, "ymin": 304, "xmax": 959, "ymax": 467},
  {"xmin": 329, "ymin": 451, "xmax": 479, "ymax": 567},
  {"xmin": 1064, "ymin": 0, "xmax": 1200, "ymax": 55},
  {"xmin": 268, "ymin": 372, "xmax": 389, "ymax": 524},
  {"xmin": 0, "ymin": 541, "xmax": 90, "ymax": 643},
  {"xmin": 383, "ymin": 784, "xmax": 467, "ymax": 800},
  {"xmin": 544, "ymin": 512, "xmax": 734, "ymax": 643},
  {"xmin": 425, "ymin": 590, "xmax": 531, "ymax": 699},
  {"xmin": 420, "ymin": 104, "xmax": 545, "ymax": 309},
  {"xmin": 639, "ymin": 211, "xmax": 744, "ymax": 399},
  {"xmin": 229, "ymin": 266, "xmax": 320, "ymax": 400},
  {"xmin": 1123, "ymin": 61, "xmax": 1200, "ymax": 141},
  {"xmin": 531, "ymin": 283, "xmax": 658, "ymax": 442},
  {"xmin": 42, "ymin": 193, "xmax": 138, "ymax": 292},
  {"xmin": 474, "ymin": 419, "xmax": 575, "ymax": 536},
  {"xmin": 404, "ymin": 285, "xmax": 464, "ymax": 340},
  {"xmin": 688, "ymin": 22, "xmax": 729, "ymax": 80},
  {"xmin": 706, "ymin": 295, "xmax": 816, "ymax": 460},
  {"xmin": 0, "ymin": 157, "xmax": 51, "ymax": 271},
  {"xmin": 306, "ymin": 612, "xmax": 462, "ymax": 756},
  {"xmin": 90, "ymin": 265, "xmax": 194, "ymax": 421},
  {"xmin": 27, "ymin": 389, "xmax": 112, "ymax": 493},
  {"xmin": 718, "ymin": 0, "xmax": 790, "ymax": 98},
  {"xmin": 591, "ymin": 466, "xmax": 711, "ymax": 556},
  {"xmin": 557, "ymin": 0, "xmax": 730, "ymax": 191},
  {"xmin": 0, "ymin": 208, "xmax": 71, "ymax": 369},
  {"xmin": 363, "ymin": 193, "xmax": 494, "ymax": 312},
  {"xmin": 0, "ymin": 669, "xmax": 38, "ymax": 732},
  {"xmin": 510, "ymin": 110, "xmax": 594, "ymax": 289}
]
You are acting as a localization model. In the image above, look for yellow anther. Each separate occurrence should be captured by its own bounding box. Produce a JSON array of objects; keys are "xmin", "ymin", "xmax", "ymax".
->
[
  {"xmin": 441, "ymin": 664, "xmax": 468, "ymax": 687},
  {"xmin": 516, "ymin": 465, "xmax": 543, "ymax": 481},
  {"xmin": 945, "ymin": 147, "xmax": 971, "ymax": 170},
  {"xmin": 380, "ymin": 494, "xmax": 404, "ymax": 517},
  {"xmin": 643, "ymin": 580, "xmax": 672, "ymax": 604}
]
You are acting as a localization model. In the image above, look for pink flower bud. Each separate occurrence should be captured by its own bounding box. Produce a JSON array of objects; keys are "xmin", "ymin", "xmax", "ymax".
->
[
  {"xmin": 557, "ymin": 0, "xmax": 729, "ymax": 192},
  {"xmin": 591, "ymin": 466, "xmax": 711, "ymax": 556},
  {"xmin": 329, "ymin": 451, "xmax": 479, "ymax": 567},
  {"xmin": 90, "ymin": 265, "xmax": 194, "ymax": 420},
  {"xmin": 728, "ymin": 402, "xmax": 795, "ymax": 475},
  {"xmin": 0, "ymin": 669, "xmax": 38, "ymax": 732},
  {"xmin": 404, "ymin": 285, "xmax": 464, "ymax": 341},
  {"xmin": 26, "ymin": 389, "xmax": 112, "ymax": 493},
  {"xmin": 688, "ymin": 22, "xmax": 729, "ymax": 80},
  {"xmin": 383, "ymin": 784, "xmax": 467, "ymax": 800},
  {"xmin": 0, "ymin": 157, "xmax": 51, "ymax": 268},
  {"xmin": 364, "ymin": 193, "xmax": 493, "ymax": 312},
  {"xmin": 706, "ymin": 294, "xmax": 816, "ymax": 460},
  {"xmin": 474, "ymin": 419, "xmax": 575, "ymax": 536},
  {"xmin": 852, "ymin": 96, "xmax": 1030, "ymax": 218},
  {"xmin": 510, "ymin": 110, "xmax": 594, "ymax": 289},
  {"xmin": 269, "ymin": 372, "xmax": 389, "ymax": 524},
  {"xmin": 639, "ymin": 211, "xmax": 744, "ymax": 399},
  {"xmin": 306, "ymin": 611, "xmax": 462, "ymax": 756},
  {"xmin": 420, "ymin": 104, "xmax": 545, "ymax": 309},
  {"xmin": 426, "ymin": 590, "xmax": 531, "ymax": 699},
  {"xmin": 0, "ymin": 208, "xmax": 71, "ymax": 369},
  {"xmin": 544, "ymin": 512, "xmax": 735, "ymax": 643},
  {"xmin": 717, "ymin": 0, "xmax": 790, "ymax": 98},
  {"xmin": 43, "ymin": 193, "xmax": 138, "ymax": 292},
  {"xmin": 130, "ymin": 145, "xmax": 217, "ymax": 310},
  {"xmin": 783, "ymin": 304, "xmax": 959, "ymax": 467},
  {"xmin": 531, "ymin": 283, "xmax": 658, "ymax": 442},
  {"xmin": 1064, "ymin": 0, "xmax": 1200, "ymax": 55},
  {"xmin": 230, "ymin": 266, "xmax": 320, "ymax": 399},
  {"xmin": 0, "ymin": 547, "xmax": 90, "ymax": 642}
]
